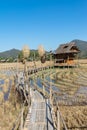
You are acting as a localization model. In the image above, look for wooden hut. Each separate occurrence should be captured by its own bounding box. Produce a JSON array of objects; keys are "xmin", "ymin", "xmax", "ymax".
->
[{"xmin": 54, "ymin": 42, "xmax": 80, "ymax": 66}]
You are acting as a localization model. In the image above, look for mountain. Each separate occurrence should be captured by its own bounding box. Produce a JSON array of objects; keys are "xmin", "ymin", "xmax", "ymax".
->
[
  {"xmin": 0, "ymin": 49, "xmax": 20, "ymax": 58},
  {"xmin": 0, "ymin": 48, "xmax": 48, "ymax": 59},
  {"xmin": 71, "ymin": 39, "xmax": 87, "ymax": 59}
]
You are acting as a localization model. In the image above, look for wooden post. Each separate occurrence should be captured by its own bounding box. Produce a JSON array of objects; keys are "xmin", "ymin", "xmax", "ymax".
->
[
  {"xmin": 50, "ymin": 53, "xmax": 51, "ymax": 104},
  {"xmin": 57, "ymin": 110, "xmax": 60, "ymax": 130},
  {"xmin": 20, "ymin": 106, "xmax": 24, "ymax": 130},
  {"xmin": 28, "ymin": 80, "xmax": 30, "ymax": 107},
  {"xmin": 16, "ymin": 56, "xmax": 19, "ymax": 75},
  {"xmin": 43, "ymin": 84, "xmax": 44, "ymax": 96},
  {"xmin": 77, "ymin": 54, "xmax": 79, "ymax": 67},
  {"xmin": 68, "ymin": 56, "xmax": 70, "ymax": 68},
  {"xmin": 50, "ymin": 85, "xmax": 52, "ymax": 104}
]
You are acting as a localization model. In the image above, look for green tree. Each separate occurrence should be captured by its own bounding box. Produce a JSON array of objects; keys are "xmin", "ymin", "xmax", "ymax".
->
[{"xmin": 18, "ymin": 51, "xmax": 23, "ymax": 62}]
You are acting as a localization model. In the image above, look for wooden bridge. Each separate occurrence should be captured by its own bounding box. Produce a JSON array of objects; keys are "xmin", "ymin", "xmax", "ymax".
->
[
  {"xmin": 24, "ymin": 88, "xmax": 54, "ymax": 130},
  {"xmin": 11, "ymin": 66, "xmax": 68, "ymax": 130}
]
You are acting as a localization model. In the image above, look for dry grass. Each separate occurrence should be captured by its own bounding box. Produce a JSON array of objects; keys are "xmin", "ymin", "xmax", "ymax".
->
[
  {"xmin": 53, "ymin": 66, "xmax": 87, "ymax": 130},
  {"xmin": 60, "ymin": 106, "xmax": 87, "ymax": 130},
  {"xmin": 0, "ymin": 79, "xmax": 21, "ymax": 130},
  {"xmin": 0, "ymin": 71, "xmax": 28, "ymax": 130},
  {"xmin": 0, "ymin": 101, "xmax": 20, "ymax": 130},
  {"xmin": 0, "ymin": 61, "xmax": 54, "ymax": 71}
]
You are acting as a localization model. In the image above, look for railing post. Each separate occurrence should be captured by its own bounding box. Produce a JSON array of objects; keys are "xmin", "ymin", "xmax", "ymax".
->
[
  {"xmin": 43, "ymin": 84, "xmax": 45, "ymax": 97},
  {"xmin": 49, "ymin": 65, "xmax": 51, "ymax": 104},
  {"xmin": 57, "ymin": 110, "xmax": 60, "ymax": 130},
  {"xmin": 20, "ymin": 106, "xmax": 24, "ymax": 130}
]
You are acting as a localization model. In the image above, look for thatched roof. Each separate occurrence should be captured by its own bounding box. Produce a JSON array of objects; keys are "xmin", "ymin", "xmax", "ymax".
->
[{"xmin": 55, "ymin": 42, "xmax": 80, "ymax": 54}]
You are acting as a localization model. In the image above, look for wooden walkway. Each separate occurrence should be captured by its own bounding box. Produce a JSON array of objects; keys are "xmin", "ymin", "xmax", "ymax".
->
[{"xmin": 24, "ymin": 89, "xmax": 55, "ymax": 130}]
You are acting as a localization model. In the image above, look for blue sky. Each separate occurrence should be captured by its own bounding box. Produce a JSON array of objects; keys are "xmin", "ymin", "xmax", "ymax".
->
[{"xmin": 0, "ymin": 0, "xmax": 87, "ymax": 52}]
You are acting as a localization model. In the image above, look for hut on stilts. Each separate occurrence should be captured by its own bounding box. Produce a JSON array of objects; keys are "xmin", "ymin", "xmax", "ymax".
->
[{"xmin": 54, "ymin": 42, "xmax": 80, "ymax": 67}]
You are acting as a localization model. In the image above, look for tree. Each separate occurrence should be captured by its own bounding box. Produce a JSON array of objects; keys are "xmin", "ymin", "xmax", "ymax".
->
[{"xmin": 18, "ymin": 51, "xmax": 23, "ymax": 62}]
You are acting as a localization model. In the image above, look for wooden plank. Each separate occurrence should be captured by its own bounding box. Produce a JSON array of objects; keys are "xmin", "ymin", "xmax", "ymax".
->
[{"xmin": 24, "ymin": 89, "xmax": 54, "ymax": 130}]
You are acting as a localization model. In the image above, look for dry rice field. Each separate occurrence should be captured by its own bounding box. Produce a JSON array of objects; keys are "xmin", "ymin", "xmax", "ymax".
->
[
  {"xmin": 0, "ymin": 60, "xmax": 87, "ymax": 130},
  {"xmin": 50, "ymin": 66, "xmax": 87, "ymax": 130}
]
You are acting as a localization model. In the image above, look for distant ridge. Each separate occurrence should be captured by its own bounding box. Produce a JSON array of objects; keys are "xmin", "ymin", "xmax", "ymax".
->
[
  {"xmin": 0, "ymin": 49, "xmax": 38, "ymax": 58},
  {"xmin": 71, "ymin": 39, "xmax": 87, "ymax": 58},
  {"xmin": 0, "ymin": 49, "xmax": 20, "ymax": 58}
]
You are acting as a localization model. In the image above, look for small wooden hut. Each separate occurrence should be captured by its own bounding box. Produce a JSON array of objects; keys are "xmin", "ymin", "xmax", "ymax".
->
[{"xmin": 54, "ymin": 42, "xmax": 80, "ymax": 66}]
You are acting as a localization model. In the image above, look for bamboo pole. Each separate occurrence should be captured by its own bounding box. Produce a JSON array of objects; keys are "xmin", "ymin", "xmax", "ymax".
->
[
  {"xmin": 20, "ymin": 105, "xmax": 24, "ymax": 130},
  {"xmin": 50, "ymin": 53, "xmax": 52, "ymax": 104},
  {"xmin": 57, "ymin": 110, "xmax": 60, "ymax": 130}
]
